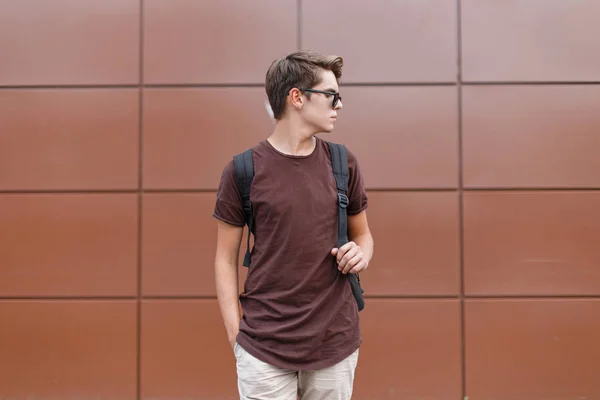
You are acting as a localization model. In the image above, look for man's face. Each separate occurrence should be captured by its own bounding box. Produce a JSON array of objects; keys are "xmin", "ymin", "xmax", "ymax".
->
[{"xmin": 300, "ymin": 70, "xmax": 343, "ymax": 133}]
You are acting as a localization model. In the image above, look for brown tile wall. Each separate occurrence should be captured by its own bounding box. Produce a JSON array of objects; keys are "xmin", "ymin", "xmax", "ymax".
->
[{"xmin": 1, "ymin": 1, "xmax": 598, "ymax": 399}]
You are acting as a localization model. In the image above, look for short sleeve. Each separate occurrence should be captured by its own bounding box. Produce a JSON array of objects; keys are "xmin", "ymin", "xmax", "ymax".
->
[
  {"xmin": 346, "ymin": 147, "xmax": 368, "ymax": 216},
  {"xmin": 212, "ymin": 160, "xmax": 246, "ymax": 227}
]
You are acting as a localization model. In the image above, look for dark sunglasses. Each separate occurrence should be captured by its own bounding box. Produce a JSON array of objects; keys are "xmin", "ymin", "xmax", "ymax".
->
[{"xmin": 299, "ymin": 88, "xmax": 342, "ymax": 108}]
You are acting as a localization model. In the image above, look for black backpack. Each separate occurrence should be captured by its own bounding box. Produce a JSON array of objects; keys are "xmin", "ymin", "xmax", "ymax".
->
[{"xmin": 232, "ymin": 141, "xmax": 365, "ymax": 311}]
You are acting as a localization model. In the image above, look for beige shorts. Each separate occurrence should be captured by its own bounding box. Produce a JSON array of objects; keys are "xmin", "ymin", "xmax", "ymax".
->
[{"xmin": 234, "ymin": 342, "xmax": 359, "ymax": 400}]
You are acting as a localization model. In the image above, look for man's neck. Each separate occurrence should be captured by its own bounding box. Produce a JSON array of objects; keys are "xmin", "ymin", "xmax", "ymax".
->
[{"xmin": 267, "ymin": 119, "xmax": 316, "ymax": 156}]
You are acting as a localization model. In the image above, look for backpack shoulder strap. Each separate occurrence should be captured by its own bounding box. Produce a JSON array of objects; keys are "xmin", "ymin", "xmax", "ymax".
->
[
  {"xmin": 326, "ymin": 140, "xmax": 365, "ymax": 312},
  {"xmin": 326, "ymin": 141, "xmax": 350, "ymax": 248},
  {"xmin": 233, "ymin": 148, "xmax": 254, "ymax": 267}
]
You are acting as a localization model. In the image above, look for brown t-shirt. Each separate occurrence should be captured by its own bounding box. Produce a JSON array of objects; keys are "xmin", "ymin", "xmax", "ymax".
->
[{"xmin": 213, "ymin": 136, "xmax": 368, "ymax": 370}]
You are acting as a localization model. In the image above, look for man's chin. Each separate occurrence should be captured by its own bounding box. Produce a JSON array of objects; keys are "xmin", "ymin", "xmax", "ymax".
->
[
  {"xmin": 320, "ymin": 124, "xmax": 336, "ymax": 134},
  {"xmin": 311, "ymin": 122, "xmax": 336, "ymax": 135}
]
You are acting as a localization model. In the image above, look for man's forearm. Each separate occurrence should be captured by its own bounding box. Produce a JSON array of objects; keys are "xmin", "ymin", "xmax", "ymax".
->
[{"xmin": 215, "ymin": 260, "xmax": 241, "ymax": 345}]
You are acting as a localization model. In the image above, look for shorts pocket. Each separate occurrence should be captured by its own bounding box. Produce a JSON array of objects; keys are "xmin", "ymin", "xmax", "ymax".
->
[{"xmin": 233, "ymin": 341, "xmax": 245, "ymax": 362}]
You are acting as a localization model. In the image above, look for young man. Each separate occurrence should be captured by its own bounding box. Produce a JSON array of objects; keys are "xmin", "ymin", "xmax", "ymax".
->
[{"xmin": 213, "ymin": 50, "xmax": 374, "ymax": 400}]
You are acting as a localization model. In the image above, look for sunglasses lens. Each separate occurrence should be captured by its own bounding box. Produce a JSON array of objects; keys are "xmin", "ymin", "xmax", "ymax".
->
[{"xmin": 333, "ymin": 94, "xmax": 340, "ymax": 108}]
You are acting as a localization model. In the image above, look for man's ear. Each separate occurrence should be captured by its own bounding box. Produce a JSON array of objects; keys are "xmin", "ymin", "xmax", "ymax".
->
[{"xmin": 288, "ymin": 88, "xmax": 304, "ymax": 110}]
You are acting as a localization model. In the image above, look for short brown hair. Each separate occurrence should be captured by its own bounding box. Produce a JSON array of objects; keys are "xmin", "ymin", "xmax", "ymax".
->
[{"xmin": 265, "ymin": 50, "xmax": 343, "ymax": 120}]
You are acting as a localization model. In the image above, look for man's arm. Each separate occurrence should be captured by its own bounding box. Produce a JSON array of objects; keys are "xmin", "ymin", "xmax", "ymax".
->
[
  {"xmin": 331, "ymin": 210, "xmax": 374, "ymax": 274},
  {"xmin": 214, "ymin": 219, "xmax": 244, "ymax": 348}
]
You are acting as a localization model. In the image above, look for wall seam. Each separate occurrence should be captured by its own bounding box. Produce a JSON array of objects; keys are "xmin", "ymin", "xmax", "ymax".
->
[
  {"xmin": 2, "ymin": 187, "xmax": 600, "ymax": 195},
  {"xmin": 457, "ymin": 0, "xmax": 467, "ymax": 399},
  {"xmin": 297, "ymin": 0, "xmax": 302, "ymax": 50},
  {"xmin": 136, "ymin": 1, "xmax": 145, "ymax": 399}
]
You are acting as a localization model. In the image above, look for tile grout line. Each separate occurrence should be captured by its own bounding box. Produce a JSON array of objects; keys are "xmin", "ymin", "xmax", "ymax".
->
[
  {"xmin": 0, "ymin": 187, "xmax": 600, "ymax": 195},
  {"xmin": 136, "ymin": 1, "xmax": 145, "ymax": 399},
  {"xmin": 2, "ymin": 294, "xmax": 600, "ymax": 301},
  {"xmin": 297, "ymin": 0, "xmax": 302, "ymax": 50},
  {"xmin": 456, "ymin": 0, "xmax": 467, "ymax": 399},
  {"xmin": 3, "ymin": 81, "xmax": 600, "ymax": 90},
  {"xmin": 2, "ymin": 187, "xmax": 600, "ymax": 195}
]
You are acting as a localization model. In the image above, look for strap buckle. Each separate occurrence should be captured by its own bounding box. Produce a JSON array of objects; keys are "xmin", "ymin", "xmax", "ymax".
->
[{"xmin": 337, "ymin": 193, "xmax": 349, "ymax": 209}]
